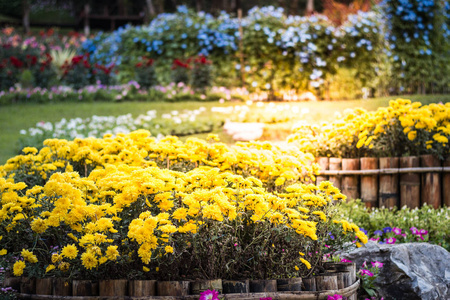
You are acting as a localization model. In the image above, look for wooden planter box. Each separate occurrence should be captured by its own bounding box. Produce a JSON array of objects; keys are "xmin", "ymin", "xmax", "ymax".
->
[
  {"xmin": 12, "ymin": 263, "xmax": 359, "ymax": 299},
  {"xmin": 316, "ymin": 155, "xmax": 448, "ymax": 209}
]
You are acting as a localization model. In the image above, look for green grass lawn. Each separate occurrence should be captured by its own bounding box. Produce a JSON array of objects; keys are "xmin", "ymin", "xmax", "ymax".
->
[{"xmin": 1, "ymin": 94, "xmax": 449, "ymax": 165}]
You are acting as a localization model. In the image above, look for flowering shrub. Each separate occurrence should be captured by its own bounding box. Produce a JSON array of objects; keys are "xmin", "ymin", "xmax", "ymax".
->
[
  {"xmin": 0, "ymin": 131, "xmax": 367, "ymax": 281},
  {"xmin": 0, "ymin": 266, "xmax": 17, "ymax": 299},
  {"xmin": 0, "ymin": 82, "xmax": 243, "ymax": 105},
  {"xmin": 134, "ymin": 57, "xmax": 157, "ymax": 89},
  {"xmin": 171, "ymin": 58, "xmax": 191, "ymax": 84},
  {"xmin": 61, "ymin": 54, "xmax": 117, "ymax": 88},
  {"xmin": 357, "ymin": 261, "xmax": 383, "ymax": 299},
  {"xmin": 17, "ymin": 108, "xmax": 221, "ymax": 151},
  {"xmin": 80, "ymin": 5, "xmax": 390, "ymax": 97},
  {"xmin": 0, "ymin": 46, "xmax": 56, "ymax": 90},
  {"xmin": 381, "ymin": 0, "xmax": 450, "ymax": 93},
  {"xmin": 338, "ymin": 200, "xmax": 450, "ymax": 251},
  {"xmin": 288, "ymin": 99, "xmax": 450, "ymax": 160},
  {"xmin": 0, "ymin": 27, "xmax": 86, "ymax": 91},
  {"xmin": 191, "ymin": 55, "xmax": 213, "ymax": 92}
]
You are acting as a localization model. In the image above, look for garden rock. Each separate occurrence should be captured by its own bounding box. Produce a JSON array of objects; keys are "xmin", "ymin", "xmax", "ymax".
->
[{"xmin": 341, "ymin": 242, "xmax": 450, "ymax": 300}]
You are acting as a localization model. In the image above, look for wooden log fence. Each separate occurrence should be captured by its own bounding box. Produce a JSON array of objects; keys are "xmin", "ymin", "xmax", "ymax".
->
[{"xmin": 316, "ymin": 155, "xmax": 449, "ymax": 209}]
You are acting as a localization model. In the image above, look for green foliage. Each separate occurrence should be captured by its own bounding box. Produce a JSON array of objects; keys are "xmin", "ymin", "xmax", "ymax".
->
[
  {"xmin": 19, "ymin": 69, "xmax": 34, "ymax": 88},
  {"xmin": 383, "ymin": 0, "xmax": 450, "ymax": 93},
  {"xmin": 135, "ymin": 58, "xmax": 158, "ymax": 89},
  {"xmin": 337, "ymin": 200, "xmax": 450, "ymax": 251},
  {"xmin": 357, "ymin": 262, "xmax": 383, "ymax": 299},
  {"xmin": 191, "ymin": 56, "xmax": 213, "ymax": 92},
  {"xmin": 16, "ymin": 110, "xmax": 223, "ymax": 152}
]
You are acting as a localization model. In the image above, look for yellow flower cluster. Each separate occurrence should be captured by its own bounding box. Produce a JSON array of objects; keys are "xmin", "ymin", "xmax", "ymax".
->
[
  {"xmin": 288, "ymin": 99, "xmax": 450, "ymax": 159},
  {"xmin": 0, "ymin": 131, "xmax": 365, "ymax": 279}
]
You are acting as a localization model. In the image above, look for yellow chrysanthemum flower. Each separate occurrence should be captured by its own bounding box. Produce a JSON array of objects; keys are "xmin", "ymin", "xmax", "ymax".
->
[
  {"xmin": 51, "ymin": 253, "xmax": 63, "ymax": 264},
  {"xmin": 300, "ymin": 258, "xmax": 311, "ymax": 269},
  {"xmin": 30, "ymin": 218, "xmax": 48, "ymax": 234},
  {"xmin": 61, "ymin": 244, "xmax": 78, "ymax": 260},
  {"xmin": 81, "ymin": 252, "xmax": 98, "ymax": 270},
  {"xmin": 164, "ymin": 246, "xmax": 174, "ymax": 254},
  {"xmin": 106, "ymin": 245, "xmax": 119, "ymax": 261},
  {"xmin": 13, "ymin": 261, "xmax": 26, "ymax": 276},
  {"xmin": 45, "ymin": 264, "xmax": 56, "ymax": 273},
  {"xmin": 21, "ymin": 249, "xmax": 38, "ymax": 263}
]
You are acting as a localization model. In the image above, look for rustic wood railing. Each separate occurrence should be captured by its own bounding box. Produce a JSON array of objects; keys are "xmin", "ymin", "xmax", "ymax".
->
[{"xmin": 316, "ymin": 155, "xmax": 450, "ymax": 209}]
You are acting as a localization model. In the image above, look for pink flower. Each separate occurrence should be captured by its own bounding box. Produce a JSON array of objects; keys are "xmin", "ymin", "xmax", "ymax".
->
[
  {"xmin": 371, "ymin": 261, "xmax": 383, "ymax": 268},
  {"xmin": 386, "ymin": 237, "xmax": 396, "ymax": 244},
  {"xmin": 327, "ymin": 295, "xmax": 343, "ymax": 300},
  {"xmin": 360, "ymin": 269, "xmax": 374, "ymax": 277},
  {"xmin": 410, "ymin": 227, "xmax": 419, "ymax": 235},
  {"xmin": 419, "ymin": 229, "xmax": 428, "ymax": 236},
  {"xmin": 392, "ymin": 227, "xmax": 402, "ymax": 235},
  {"xmin": 260, "ymin": 298, "xmax": 273, "ymax": 300},
  {"xmin": 199, "ymin": 290, "xmax": 219, "ymax": 300},
  {"xmin": 369, "ymin": 237, "xmax": 380, "ymax": 242}
]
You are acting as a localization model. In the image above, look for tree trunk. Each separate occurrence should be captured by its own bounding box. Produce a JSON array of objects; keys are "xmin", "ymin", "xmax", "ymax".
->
[
  {"xmin": 290, "ymin": 0, "xmax": 300, "ymax": 15},
  {"xmin": 196, "ymin": 0, "xmax": 203, "ymax": 12},
  {"xmin": 306, "ymin": 0, "xmax": 314, "ymax": 15},
  {"xmin": 83, "ymin": 3, "xmax": 90, "ymax": 36},
  {"xmin": 22, "ymin": 0, "xmax": 30, "ymax": 34},
  {"xmin": 231, "ymin": 0, "xmax": 240, "ymax": 13},
  {"xmin": 222, "ymin": 0, "xmax": 229, "ymax": 12},
  {"xmin": 145, "ymin": 0, "xmax": 155, "ymax": 22}
]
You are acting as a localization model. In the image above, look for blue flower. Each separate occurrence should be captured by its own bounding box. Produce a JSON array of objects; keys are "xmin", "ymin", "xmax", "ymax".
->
[
  {"xmin": 374, "ymin": 230, "xmax": 383, "ymax": 236},
  {"xmin": 383, "ymin": 227, "xmax": 392, "ymax": 233}
]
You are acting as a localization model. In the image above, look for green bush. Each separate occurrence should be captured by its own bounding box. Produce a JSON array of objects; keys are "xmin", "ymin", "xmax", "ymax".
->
[{"xmin": 337, "ymin": 200, "xmax": 450, "ymax": 251}]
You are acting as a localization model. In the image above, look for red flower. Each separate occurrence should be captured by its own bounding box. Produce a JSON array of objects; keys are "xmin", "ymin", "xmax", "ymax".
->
[
  {"xmin": 72, "ymin": 55, "xmax": 84, "ymax": 64},
  {"xmin": 172, "ymin": 58, "xmax": 190, "ymax": 69},
  {"xmin": 195, "ymin": 55, "xmax": 211, "ymax": 65},
  {"xmin": 29, "ymin": 56, "xmax": 38, "ymax": 66},
  {"xmin": 10, "ymin": 56, "xmax": 23, "ymax": 68},
  {"xmin": 83, "ymin": 60, "xmax": 91, "ymax": 69}
]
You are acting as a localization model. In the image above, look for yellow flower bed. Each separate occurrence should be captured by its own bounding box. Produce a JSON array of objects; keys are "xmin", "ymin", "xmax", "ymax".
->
[
  {"xmin": 0, "ymin": 130, "xmax": 365, "ymax": 280},
  {"xmin": 288, "ymin": 99, "xmax": 450, "ymax": 159}
]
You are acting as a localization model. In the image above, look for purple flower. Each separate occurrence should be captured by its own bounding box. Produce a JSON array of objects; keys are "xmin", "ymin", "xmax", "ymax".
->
[
  {"xmin": 341, "ymin": 258, "xmax": 352, "ymax": 263},
  {"xmin": 374, "ymin": 230, "xmax": 383, "ymax": 236},
  {"xmin": 371, "ymin": 261, "xmax": 384, "ymax": 268},
  {"xmin": 327, "ymin": 295, "xmax": 343, "ymax": 300},
  {"xmin": 383, "ymin": 227, "xmax": 392, "ymax": 233},
  {"xmin": 386, "ymin": 237, "xmax": 396, "ymax": 244},
  {"xmin": 392, "ymin": 227, "xmax": 402, "ymax": 235},
  {"xmin": 410, "ymin": 227, "xmax": 419, "ymax": 235},
  {"xmin": 360, "ymin": 228, "xmax": 368, "ymax": 235},
  {"xmin": 199, "ymin": 290, "xmax": 219, "ymax": 300},
  {"xmin": 260, "ymin": 298, "xmax": 273, "ymax": 300},
  {"xmin": 360, "ymin": 269, "xmax": 374, "ymax": 277}
]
